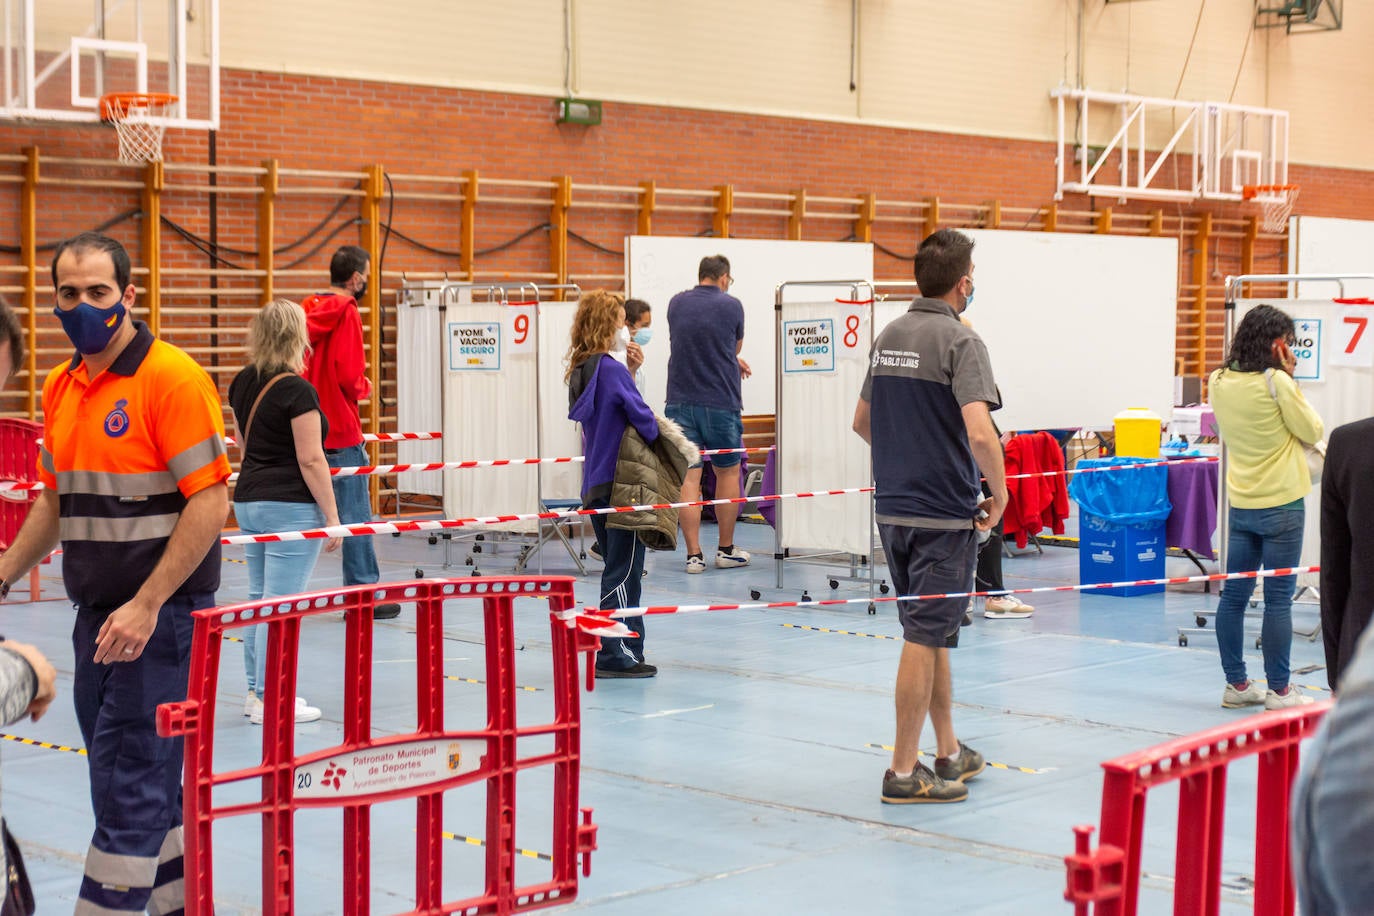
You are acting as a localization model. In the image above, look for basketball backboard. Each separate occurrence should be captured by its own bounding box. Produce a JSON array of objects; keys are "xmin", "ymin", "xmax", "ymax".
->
[
  {"xmin": 0, "ymin": 0, "xmax": 219, "ymax": 129},
  {"xmin": 1051, "ymin": 87, "xmax": 1289, "ymax": 204}
]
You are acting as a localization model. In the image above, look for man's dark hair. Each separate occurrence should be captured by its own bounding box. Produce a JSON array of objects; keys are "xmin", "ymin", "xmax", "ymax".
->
[
  {"xmin": 624, "ymin": 298, "xmax": 652, "ymax": 325},
  {"xmin": 913, "ymin": 228, "xmax": 975, "ymax": 299},
  {"xmin": 0, "ymin": 295, "xmax": 25, "ymax": 377},
  {"xmin": 698, "ymin": 255, "xmax": 731, "ymax": 282},
  {"xmin": 1224, "ymin": 303, "xmax": 1296, "ymax": 372},
  {"xmin": 51, "ymin": 231, "xmax": 132, "ymax": 294},
  {"xmin": 330, "ymin": 245, "xmax": 371, "ymax": 286}
]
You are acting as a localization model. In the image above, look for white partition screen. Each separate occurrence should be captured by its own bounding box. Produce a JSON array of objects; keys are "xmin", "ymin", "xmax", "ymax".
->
[
  {"xmin": 395, "ymin": 282, "xmax": 583, "ymax": 530},
  {"xmin": 776, "ymin": 292, "xmax": 874, "ymax": 557}
]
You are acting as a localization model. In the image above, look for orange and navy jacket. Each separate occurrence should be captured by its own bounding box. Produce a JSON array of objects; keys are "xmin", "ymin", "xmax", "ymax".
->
[{"xmin": 37, "ymin": 321, "xmax": 232, "ymax": 609}]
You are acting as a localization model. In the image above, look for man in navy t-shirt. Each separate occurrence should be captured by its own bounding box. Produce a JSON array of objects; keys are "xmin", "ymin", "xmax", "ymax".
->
[
  {"xmin": 853, "ymin": 228, "xmax": 1007, "ymax": 805},
  {"xmin": 665, "ymin": 255, "xmax": 752, "ymax": 574}
]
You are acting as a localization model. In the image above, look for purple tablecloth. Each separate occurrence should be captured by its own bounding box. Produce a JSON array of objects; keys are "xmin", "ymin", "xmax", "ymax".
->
[{"xmin": 1165, "ymin": 460, "xmax": 1218, "ymax": 556}]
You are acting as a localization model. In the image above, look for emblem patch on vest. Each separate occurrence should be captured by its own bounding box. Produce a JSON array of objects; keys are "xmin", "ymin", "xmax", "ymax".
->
[{"xmin": 104, "ymin": 398, "xmax": 131, "ymax": 437}]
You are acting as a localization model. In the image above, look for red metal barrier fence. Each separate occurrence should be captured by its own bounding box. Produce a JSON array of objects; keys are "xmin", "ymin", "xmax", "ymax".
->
[
  {"xmin": 156, "ymin": 577, "xmax": 599, "ymax": 915},
  {"xmin": 1065, "ymin": 701, "xmax": 1332, "ymax": 916}
]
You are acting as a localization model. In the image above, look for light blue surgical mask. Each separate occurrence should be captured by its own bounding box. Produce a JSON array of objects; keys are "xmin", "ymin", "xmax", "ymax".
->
[
  {"xmin": 963, "ymin": 282, "xmax": 975, "ymax": 312},
  {"xmin": 633, "ymin": 327, "xmax": 653, "ymax": 346},
  {"xmin": 54, "ymin": 299, "xmax": 126, "ymax": 355}
]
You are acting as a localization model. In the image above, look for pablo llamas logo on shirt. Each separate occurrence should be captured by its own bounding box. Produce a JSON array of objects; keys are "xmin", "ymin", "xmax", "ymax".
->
[{"xmin": 104, "ymin": 399, "xmax": 130, "ymax": 438}]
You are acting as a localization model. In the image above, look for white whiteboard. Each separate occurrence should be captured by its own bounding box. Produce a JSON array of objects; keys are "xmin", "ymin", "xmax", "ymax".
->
[
  {"xmin": 938, "ymin": 230, "xmax": 1179, "ymax": 432},
  {"xmin": 625, "ymin": 237, "xmax": 874, "ymax": 415},
  {"xmin": 1290, "ymin": 216, "xmax": 1374, "ymax": 298}
]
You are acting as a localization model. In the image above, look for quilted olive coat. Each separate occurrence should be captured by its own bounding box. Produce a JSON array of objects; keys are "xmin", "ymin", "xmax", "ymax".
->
[{"xmin": 606, "ymin": 415, "xmax": 701, "ymax": 549}]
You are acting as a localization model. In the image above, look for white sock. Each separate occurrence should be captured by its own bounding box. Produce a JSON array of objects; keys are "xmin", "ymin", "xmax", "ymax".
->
[{"xmin": 891, "ymin": 770, "xmax": 913, "ymax": 779}]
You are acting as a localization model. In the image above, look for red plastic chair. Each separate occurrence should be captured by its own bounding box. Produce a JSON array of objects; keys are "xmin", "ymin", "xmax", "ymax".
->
[{"xmin": 0, "ymin": 419, "xmax": 45, "ymax": 600}]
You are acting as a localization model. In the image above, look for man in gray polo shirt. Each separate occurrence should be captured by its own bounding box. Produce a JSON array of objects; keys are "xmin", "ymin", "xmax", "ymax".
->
[{"xmin": 853, "ymin": 228, "xmax": 1007, "ymax": 804}]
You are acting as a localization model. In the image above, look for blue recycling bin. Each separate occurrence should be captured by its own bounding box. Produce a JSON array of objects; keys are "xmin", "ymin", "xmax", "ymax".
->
[{"xmin": 1069, "ymin": 457, "xmax": 1172, "ymax": 597}]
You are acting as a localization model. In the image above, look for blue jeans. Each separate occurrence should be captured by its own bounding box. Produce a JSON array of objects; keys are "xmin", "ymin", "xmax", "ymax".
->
[
  {"xmin": 588, "ymin": 498, "xmax": 648, "ymax": 670},
  {"xmin": 236, "ymin": 500, "xmax": 325, "ymax": 697},
  {"xmin": 327, "ymin": 443, "xmax": 380, "ymax": 586},
  {"xmin": 1215, "ymin": 503, "xmax": 1305, "ymax": 691}
]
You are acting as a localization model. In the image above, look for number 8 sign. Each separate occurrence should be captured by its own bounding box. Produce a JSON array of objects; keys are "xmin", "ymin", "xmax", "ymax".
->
[{"xmin": 1332, "ymin": 304, "xmax": 1374, "ymax": 368}]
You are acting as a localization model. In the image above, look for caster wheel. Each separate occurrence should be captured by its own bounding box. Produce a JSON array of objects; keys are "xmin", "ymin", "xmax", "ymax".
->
[
  {"xmin": 868, "ymin": 603, "xmax": 876, "ymax": 615},
  {"xmin": 1255, "ymin": 637, "xmax": 1263, "ymax": 649},
  {"xmin": 750, "ymin": 590, "xmax": 761, "ymax": 601},
  {"xmin": 471, "ymin": 569, "xmax": 482, "ymax": 577},
  {"xmin": 801, "ymin": 591, "xmax": 812, "ymax": 602},
  {"xmin": 473, "ymin": 546, "xmax": 483, "ymax": 554},
  {"xmin": 1179, "ymin": 635, "xmax": 1188, "ymax": 647},
  {"xmin": 428, "ymin": 535, "xmax": 438, "ymax": 546},
  {"xmin": 414, "ymin": 568, "xmax": 424, "ymax": 578},
  {"xmin": 1195, "ymin": 615, "xmax": 1207, "ymax": 628},
  {"xmin": 580, "ymin": 551, "xmax": 587, "ymax": 560},
  {"xmin": 391, "ymin": 532, "xmax": 401, "ymax": 538},
  {"xmin": 465, "ymin": 557, "xmax": 474, "ymax": 566},
  {"xmin": 829, "ymin": 579, "xmax": 839, "ymax": 590},
  {"xmin": 879, "ymin": 582, "xmax": 890, "ymax": 595}
]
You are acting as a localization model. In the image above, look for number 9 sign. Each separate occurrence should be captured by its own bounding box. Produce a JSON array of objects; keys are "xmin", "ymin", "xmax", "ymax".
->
[{"xmin": 505, "ymin": 303, "xmax": 536, "ymax": 355}]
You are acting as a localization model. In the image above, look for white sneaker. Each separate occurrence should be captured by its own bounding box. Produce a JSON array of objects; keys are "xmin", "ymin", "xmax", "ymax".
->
[
  {"xmin": 983, "ymin": 595, "xmax": 1034, "ymax": 619},
  {"xmin": 686, "ymin": 554, "xmax": 706, "ymax": 574},
  {"xmin": 1264, "ymin": 686, "xmax": 1315, "ymax": 710},
  {"xmin": 1221, "ymin": 681, "xmax": 1266, "ymax": 708},
  {"xmin": 715, "ymin": 546, "xmax": 751, "ymax": 569},
  {"xmin": 244, "ymin": 692, "xmax": 261, "ymax": 717},
  {"xmin": 250, "ymin": 696, "xmax": 323, "ymax": 725}
]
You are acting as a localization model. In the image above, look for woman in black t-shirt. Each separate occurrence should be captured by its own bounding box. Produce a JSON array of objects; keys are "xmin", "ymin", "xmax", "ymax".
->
[{"xmin": 228, "ymin": 298, "xmax": 342, "ymax": 726}]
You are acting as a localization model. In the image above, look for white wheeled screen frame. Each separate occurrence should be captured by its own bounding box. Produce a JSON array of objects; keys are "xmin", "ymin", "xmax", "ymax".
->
[{"xmin": 769, "ymin": 281, "xmax": 876, "ymax": 594}]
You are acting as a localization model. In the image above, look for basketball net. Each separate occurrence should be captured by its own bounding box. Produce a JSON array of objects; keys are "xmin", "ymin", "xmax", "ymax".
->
[
  {"xmin": 100, "ymin": 93, "xmax": 178, "ymax": 164},
  {"xmin": 1243, "ymin": 184, "xmax": 1300, "ymax": 234}
]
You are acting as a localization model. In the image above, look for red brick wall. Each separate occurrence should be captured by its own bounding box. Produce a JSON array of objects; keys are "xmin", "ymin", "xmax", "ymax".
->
[{"xmin": 2, "ymin": 67, "xmax": 1368, "ymax": 422}]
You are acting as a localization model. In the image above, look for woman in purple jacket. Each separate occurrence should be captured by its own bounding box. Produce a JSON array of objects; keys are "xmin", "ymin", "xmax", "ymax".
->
[{"xmin": 567, "ymin": 291, "xmax": 661, "ymax": 678}]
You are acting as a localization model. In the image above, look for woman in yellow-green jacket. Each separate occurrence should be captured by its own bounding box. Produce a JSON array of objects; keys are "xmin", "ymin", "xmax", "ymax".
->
[{"xmin": 1208, "ymin": 304, "xmax": 1324, "ymax": 711}]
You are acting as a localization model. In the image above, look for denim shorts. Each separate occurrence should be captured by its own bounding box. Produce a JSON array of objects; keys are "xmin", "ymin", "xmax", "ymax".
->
[{"xmin": 665, "ymin": 403, "xmax": 744, "ymax": 468}]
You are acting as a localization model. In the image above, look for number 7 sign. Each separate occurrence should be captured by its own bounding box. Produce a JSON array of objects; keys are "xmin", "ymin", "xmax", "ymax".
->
[{"xmin": 1332, "ymin": 305, "xmax": 1374, "ymax": 368}]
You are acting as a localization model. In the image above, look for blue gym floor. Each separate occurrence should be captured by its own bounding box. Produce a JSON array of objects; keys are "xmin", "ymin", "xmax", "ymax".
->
[{"xmin": 1, "ymin": 507, "xmax": 1325, "ymax": 914}]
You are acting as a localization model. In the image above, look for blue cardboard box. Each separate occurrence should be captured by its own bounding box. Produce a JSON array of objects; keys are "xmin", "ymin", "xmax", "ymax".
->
[{"xmin": 1078, "ymin": 511, "xmax": 1166, "ymax": 597}]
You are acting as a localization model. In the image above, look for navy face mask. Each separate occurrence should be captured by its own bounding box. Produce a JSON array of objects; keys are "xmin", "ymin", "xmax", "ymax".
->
[{"xmin": 54, "ymin": 299, "xmax": 126, "ymax": 355}]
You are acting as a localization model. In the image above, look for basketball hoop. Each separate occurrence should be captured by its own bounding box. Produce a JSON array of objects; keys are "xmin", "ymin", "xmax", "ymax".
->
[
  {"xmin": 1242, "ymin": 183, "xmax": 1300, "ymax": 234},
  {"xmin": 99, "ymin": 92, "xmax": 178, "ymax": 164}
]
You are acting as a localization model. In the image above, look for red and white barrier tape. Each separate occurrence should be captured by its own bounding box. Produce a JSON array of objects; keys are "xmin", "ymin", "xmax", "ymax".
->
[
  {"xmin": 219, "ymin": 487, "xmax": 873, "ymax": 546},
  {"xmin": 556, "ymin": 566, "xmax": 1320, "ymax": 637},
  {"xmin": 223, "ymin": 431, "xmax": 443, "ymax": 447},
  {"xmin": 0, "ymin": 452, "xmax": 1219, "ymax": 494}
]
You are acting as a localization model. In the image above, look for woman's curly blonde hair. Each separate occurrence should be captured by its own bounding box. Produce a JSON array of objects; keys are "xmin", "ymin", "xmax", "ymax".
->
[{"xmin": 564, "ymin": 289, "xmax": 625, "ymax": 382}]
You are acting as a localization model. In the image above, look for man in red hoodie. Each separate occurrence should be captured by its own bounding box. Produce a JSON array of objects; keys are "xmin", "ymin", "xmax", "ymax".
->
[{"xmin": 300, "ymin": 245, "xmax": 400, "ymax": 619}]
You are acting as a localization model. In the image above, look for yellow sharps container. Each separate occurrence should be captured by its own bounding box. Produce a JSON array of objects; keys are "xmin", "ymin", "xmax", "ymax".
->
[{"xmin": 1113, "ymin": 408, "xmax": 1162, "ymax": 458}]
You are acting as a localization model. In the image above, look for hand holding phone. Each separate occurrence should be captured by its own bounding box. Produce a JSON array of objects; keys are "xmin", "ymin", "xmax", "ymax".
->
[{"xmin": 1273, "ymin": 339, "xmax": 1297, "ymax": 376}]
